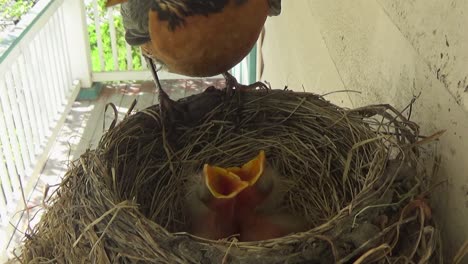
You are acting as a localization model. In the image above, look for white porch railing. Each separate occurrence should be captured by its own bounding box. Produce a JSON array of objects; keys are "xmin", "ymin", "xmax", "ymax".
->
[
  {"xmin": 0, "ymin": 0, "xmax": 84, "ymax": 256},
  {"xmin": 0, "ymin": 0, "xmax": 257, "ymax": 259}
]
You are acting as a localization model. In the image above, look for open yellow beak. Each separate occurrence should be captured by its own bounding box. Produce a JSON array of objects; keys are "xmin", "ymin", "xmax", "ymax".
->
[
  {"xmin": 226, "ymin": 150, "xmax": 266, "ymax": 186},
  {"xmin": 203, "ymin": 164, "xmax": 249, "ymax": 199}
]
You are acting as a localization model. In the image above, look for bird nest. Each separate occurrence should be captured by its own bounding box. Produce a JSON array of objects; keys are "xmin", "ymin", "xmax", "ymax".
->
[{"xmin": 16, "ymin": 88, "xmax": 442, "ymax": 263}]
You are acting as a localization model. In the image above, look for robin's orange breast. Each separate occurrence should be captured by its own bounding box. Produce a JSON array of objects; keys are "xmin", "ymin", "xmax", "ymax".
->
[{"xmin": 148, "ymin": 0, "xmax": 269, "ymax": 77}]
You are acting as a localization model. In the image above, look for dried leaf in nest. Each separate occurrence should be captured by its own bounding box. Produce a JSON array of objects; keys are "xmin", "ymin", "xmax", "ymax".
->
[{"xmin": 15, "ymin": 88, "xmax": 442, "ymax": 263}]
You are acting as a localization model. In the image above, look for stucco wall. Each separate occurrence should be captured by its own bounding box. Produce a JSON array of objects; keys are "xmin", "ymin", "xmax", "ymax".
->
[{"xmin": 260, "ymin": 0, "xmax": 468, "ymax": 259}]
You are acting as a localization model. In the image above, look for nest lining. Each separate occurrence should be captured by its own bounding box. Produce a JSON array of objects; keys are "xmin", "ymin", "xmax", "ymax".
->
[{"xmin": 16, "ymin": 88, "xmax": 441, "ymax": 263}]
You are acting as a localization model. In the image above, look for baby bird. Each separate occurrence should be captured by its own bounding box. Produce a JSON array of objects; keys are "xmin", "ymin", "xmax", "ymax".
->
[
  {"xmin": 228, "ymin": 150, "xmax": 309, "ymax": 241},
  {"xmin": 186, "ymin": 164, "xmax": 248, "ymax": 240},
  {"xmin": 226, "ymin": 150, "xmax": 273, "ymax": 210},
  {"xmin": 187, "ymin": 151, "xmax": 308, "ymax": 241}
]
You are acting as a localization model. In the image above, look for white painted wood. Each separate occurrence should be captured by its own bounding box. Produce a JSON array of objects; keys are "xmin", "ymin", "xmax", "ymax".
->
[
  {"xmin": 10, "ymin": 62, "xmax": 36, "ymax": 164},
  {"xmin": 140, "ymin": 52, "xmax": 147, "ymax": 70},
  {"xmin": 57, "ymin": 6, "xmax": 73, "ymax": 89},
  {"xmin": 92, "ymin": 70, "xmax": 223, "ymax": 82},
  {"xmin": 54, "ymin": 11, "xmax": 71, "ymax": 99},
  {"xmin": 38, "ymin": 31, "xmax": 58, "ymax": 120},
  {"xmin": 0, "ymin": 152, "xmax": 13, "ymax": 202},
  {"xmin": 256, "ymin": 38, "xmax": 262, "ymax": 81},
  {"xmin": 107, "ymin": 7, "xmax": 119, "ymax": 71},
  {"xmin": 26, "ymin": 42, "xmax": 50, "ymax": 141},
  {"xmin": 0, "ymin": 0, "xmax": 87, "ymax": 256},
  {"xmin": 5, "ymin": 83, "xmax": 81, "ymax": 257},
  {"xmin": 4, "ymin": 72, "xmax": 31, "ymax": 172},
  {"xmin": 0, "ymin": 0, "xmax": 65, "ymax": 76},
  {"xmin": 0, "ymin": 102, "xmax": 15, "ymax": 207},
  {"xmin": 16, "ymin": 54, "xmax": 42, "ymax": 155},
  {"xmin": 126, "ymin": 43, "xmax": 133, "ymax": 70},
  {"xmin": 41, "ymin": 24, "xmax": 61, "ymax": 115},
  {"xmin": 36, "ymin": 32, "xmax": 58, "ymax": 122},
  {"xmin": 0, "ymin": 160, "xmax": 8, "ymax": 225},
  {"xmin": 92, "ymin": 0, "xmax": 105, "ymax": 71},
  {"xmin": 48, "ymin": 16, "xmax": 65, "ymax": 103},
  {"xmin": 61, "ymin": 0, "xmax": 92, "ymax": 87},
  {"xmin": 0, "ymin": 80, "xmax": 22, "ymax": 197}
]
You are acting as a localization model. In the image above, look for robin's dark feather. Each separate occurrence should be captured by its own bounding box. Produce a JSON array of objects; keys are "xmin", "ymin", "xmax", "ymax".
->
[{"xmin": 153, "ymin": 0, "xmax": 248, "ymax": 30}]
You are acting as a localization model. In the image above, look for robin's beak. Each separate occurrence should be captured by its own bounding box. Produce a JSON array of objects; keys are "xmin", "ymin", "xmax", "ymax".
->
[
  {"xmin": 202, "ymin": 164, "xmax": 248, "ymax": 204},
  {"xmin": 227, "ymin": 150, "xmax": 266, "ymax": 186},
  {"xmin": 187, "ymin": 164, "xmax": 248, "ymax": 240},
  {"xmin": 224, "ymin": 151, "xmax": 308, "ymax": 241},
  {"xmin": 194, "ymin": 164, "xmax": 248, "ymax": 220},
  {"xmin": 227, "ymin": 150, "xmax": 273, "ymax": 208}
]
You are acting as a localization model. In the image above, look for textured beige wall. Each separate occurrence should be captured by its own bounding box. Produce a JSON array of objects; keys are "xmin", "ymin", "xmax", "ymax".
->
[{"xmin": 260, "ymin": 0, "xmax": 468, "ymax": 259}]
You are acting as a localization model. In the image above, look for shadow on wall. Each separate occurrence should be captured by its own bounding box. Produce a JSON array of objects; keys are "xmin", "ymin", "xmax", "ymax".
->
[{"xmin": 260, "ymin": 0, "xmax": 468, "ymax": 261}]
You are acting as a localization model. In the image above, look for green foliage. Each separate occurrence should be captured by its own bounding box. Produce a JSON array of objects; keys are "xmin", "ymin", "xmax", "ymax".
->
[
  {"xmin": 0, "ymin": 0, "xmax": 143, "ymax": 71},
  {"xmin": 86, "ymin": 0, "xmax": 144, "ymax": 72},
  {"xmin": 0, "ymin": 0, "xmax": 35, "ymax": 28}
]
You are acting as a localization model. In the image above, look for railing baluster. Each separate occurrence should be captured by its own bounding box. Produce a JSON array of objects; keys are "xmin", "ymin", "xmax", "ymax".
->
[
  {"xmin": 107, "ymin": 7, "xmax": 119, "ymax": 70},
  {"xmin": 140, "ymin": 50, "xmax": 147, "ymax": 69},
  {"xmin": 125, "ymin": 43, "xmax": 133, "ymax": 70},
  {"xmin": 4, "ymin": 71, "xmax": 31, "ymax": 172},
  {"xmin": 0, "ymin": 80, "xmax": 22, "ymax": 197},
  {"xmin": 0, "ymin": 152, "xmax": 12, "ymax": 201},
  {"xmin": 0, "ymin": 79, "xmax": 14, "ymax": 227},
  {"xmin": 53, "ymin": 9, "xmax": 71, "ymax": 97},
  {"xmin": 0, "ymin": 94, "xmax": 15, "ymax": 207},
  {"xmin": 16, "ymin": 55, "xmax": 42, "ymax": 155},
  {"xmin": 42, "ymin": 23, "xmax": 62, "ymax": 113},
  {"xmin": 11, "ymin": 62, "xmax": 36, "ymax": 164},
  {"xmin": 25, "ymin": 43, "xmax": 49, "ymax": 142},
  {"xmin": 32, "ymin": 37, "xmax": 54, "ymax": 128},
  {"xmin": 0, "ymin": 0, "xmax": 88, "ymax": 256},
  {"xmin": 47, "ymin": 18, "xmax": 65, "ymax": 105},
  {"xmin": 37, "ymin": 31, "xmax": 59, "ymax": 121},
  {"xmin": 57, "ymin": 7, "xmax": 73, "ymax": 92},
  {"xmin": 0, "ymin": 159, "xmax": 9, "ymax": 225},
  {"xmin": 93, "ymin": 0, "xmax": 105, "ymax": 71}
]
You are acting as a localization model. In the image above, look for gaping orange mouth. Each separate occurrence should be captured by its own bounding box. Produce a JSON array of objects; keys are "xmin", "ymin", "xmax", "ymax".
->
[
  {"xmin": 203, "ymin": 150, "xmax": 268, "ymax": 203},
  {"xmin": 203, "ymin": 164, "xmax": 248, "ymax": 199},
  {"xmin": 226, "ymin": 150, "xmax": 266, "ymax": 186}
]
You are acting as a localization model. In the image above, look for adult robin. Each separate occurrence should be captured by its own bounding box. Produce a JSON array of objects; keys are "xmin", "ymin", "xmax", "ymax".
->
[{"xmin": 105, "ymin": 0, "xmax": 281, "ymax": 116}]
